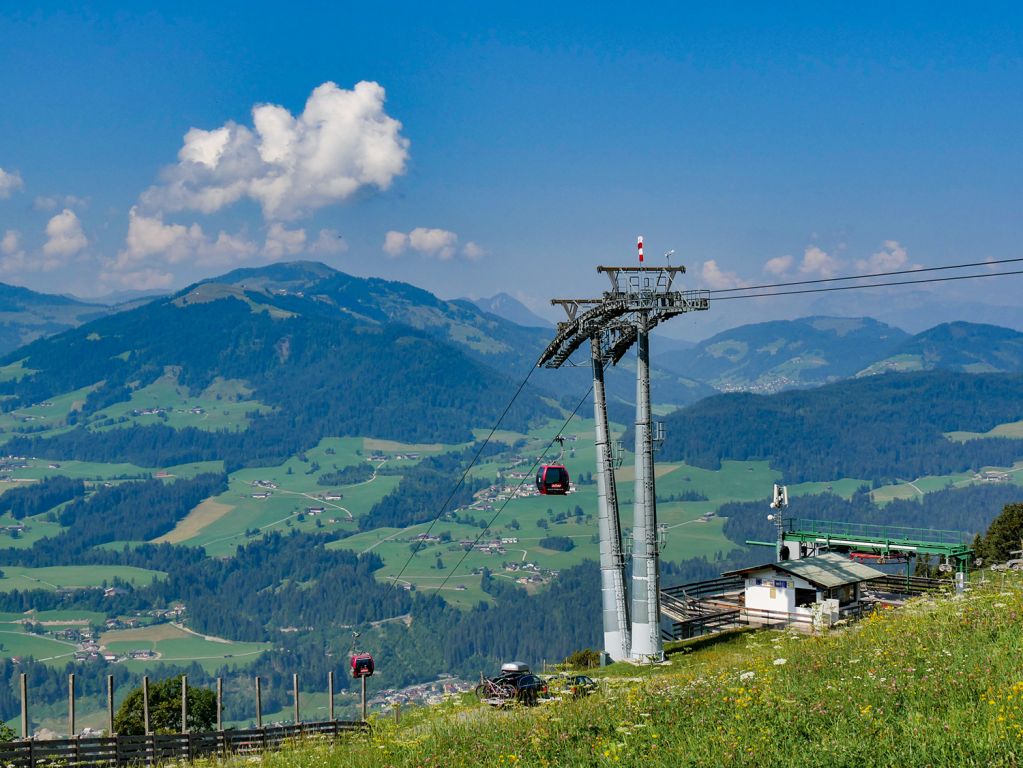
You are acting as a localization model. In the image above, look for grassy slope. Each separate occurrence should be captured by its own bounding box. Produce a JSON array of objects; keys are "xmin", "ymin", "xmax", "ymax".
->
[{"xmin": 211, "ymin": 576, "xmax": 1023, "ymax": 768}]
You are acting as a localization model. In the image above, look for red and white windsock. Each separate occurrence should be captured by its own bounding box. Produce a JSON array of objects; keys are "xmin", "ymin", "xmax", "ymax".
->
[{"xmin": 637, "ymin": 235, "xmax": 644, "ymax": 263}]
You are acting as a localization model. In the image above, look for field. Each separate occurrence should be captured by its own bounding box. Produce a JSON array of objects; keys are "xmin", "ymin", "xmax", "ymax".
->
[
  {"xmin": 947, "ymin": 418, "xmax": 1023, "ymax": 442},
  {"xmin": 101, "ymin": 623, "xmax": 269, "ymax": 673},
  {"xmin": 162, "ymin": 437, "xmax": 444, "ymax": 556},
  {"xmin": 90, "ymin": 372, "xmax": 273, "ymax": 433},
  {"xmin": 221, "ymin": 575, "xmax": 1023, "ymax": 767},
  {"xmin": 0, "ymin": 565, "xmax": 166, "ymax": 592}
]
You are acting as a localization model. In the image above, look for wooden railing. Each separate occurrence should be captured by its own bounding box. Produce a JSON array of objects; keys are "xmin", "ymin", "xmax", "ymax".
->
[{"xmin": 0, "ymin": 719, "xmax": 369, "ymax": 768}]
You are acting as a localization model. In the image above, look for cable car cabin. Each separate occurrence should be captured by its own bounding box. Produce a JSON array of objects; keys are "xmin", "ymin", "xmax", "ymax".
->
[
  {"xmin": 351, "ymin": 653, "xmax": 375, "ymax": 678},
  {"xmin": 536, "ymin": 465, "xmax": 570, "ymax": 495}
]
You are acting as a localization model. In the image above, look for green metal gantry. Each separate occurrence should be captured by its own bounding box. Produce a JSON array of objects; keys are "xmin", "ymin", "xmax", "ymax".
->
[{"xmin": 779, "ymin": 518, "xmax": 975, "ymax": 573}]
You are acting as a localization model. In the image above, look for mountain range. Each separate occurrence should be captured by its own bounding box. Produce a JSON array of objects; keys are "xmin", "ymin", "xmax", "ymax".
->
[{"xmin": 658, "ymin": 316, "xmax": 1023, "ymax": 393}]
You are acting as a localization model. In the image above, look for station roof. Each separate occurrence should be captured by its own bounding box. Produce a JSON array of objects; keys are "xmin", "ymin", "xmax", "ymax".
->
[{"xmin": 724, "ymin": 552, "xmax": 885, "ymax": 589}]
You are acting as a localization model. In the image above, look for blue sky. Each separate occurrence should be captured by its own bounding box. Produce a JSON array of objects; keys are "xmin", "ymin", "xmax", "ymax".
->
[{"xmin": 0, "ymin": 3, "xmax": 1020, "ymax": 337}]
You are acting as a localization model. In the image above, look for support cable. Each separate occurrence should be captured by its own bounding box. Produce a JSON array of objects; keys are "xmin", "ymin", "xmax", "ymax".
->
[
  {"xmin": 386, "ymin": 364, "xmax": 539, "ymax": 592},
  {"xmin": 707, "ymin": 256, "xmax": 1023, "ymax": 294},
  {"xmin": 431, "ymin": 384, "xmax": 595, "ymax": 596},
  {"xmin": 712, "ymin": 268, "xmax": 1023, "ymax": 301}
]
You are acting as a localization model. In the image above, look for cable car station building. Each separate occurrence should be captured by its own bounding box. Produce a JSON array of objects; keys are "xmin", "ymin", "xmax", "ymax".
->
[{"xmin": 723, "ymin": 552, "xmax": 885, "ymax": 630}]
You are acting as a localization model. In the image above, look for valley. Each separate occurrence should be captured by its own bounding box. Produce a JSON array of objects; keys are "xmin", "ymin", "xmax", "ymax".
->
[{"xmin": 0, "ymin": 264, "xmax": 1018, "ymax": 735}]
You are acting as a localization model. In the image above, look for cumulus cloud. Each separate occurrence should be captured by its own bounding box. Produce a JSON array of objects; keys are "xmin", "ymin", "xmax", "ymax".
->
[
  {"xmin": 855, "ymin": 240, "xmax": 919, "ymax": 273},
  {"xmin": 0, "ymin": 228, "xmax": 64, "ymax": 275},
  {"xmin": 799, "ymin": 245, "xmax": 841, "ymax": 277},
  {"xmin": 42, "ymin": 209, "xmax": 88, "ymax": 258},
  {"xmin": 309, "ymin": 228, "xmax": 348, "ymax": 255},
  {"xmin": 462, "ymin": 241, "xmax": 485, "ymax": 260},
  {"xmin": 763, "ymin": 255, "xmax": 793, "ymax": 275},
  {"xmin": 699, "ymin": 260, "xmax": 750, "ymax": 290},
  {"xmin": 106, "ymin": 207, "xmax": 260, "ymax": 288},
  {"xmin": 141, "ymin": 81, "xmax": 410, "ymax": 220},
  {"xmin": 0, "ymin": 167, "xmax": 24, "ymax": 199},
  {"xmin": 383, "ymin": 228, "xmax": 481, "ymax": 261},
  {"xmin": 263, "ymin": 223, "xmax": 307, "ymax": 259}
]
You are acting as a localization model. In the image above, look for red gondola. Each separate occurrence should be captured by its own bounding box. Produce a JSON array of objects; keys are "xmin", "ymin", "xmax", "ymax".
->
[
  {"xmin": 351, "ymin": 652, "xmax": 375, "ymax": 678},
  {"xmin": 536, "ymin": 464, "xmax": 570, "ymax": 495}
]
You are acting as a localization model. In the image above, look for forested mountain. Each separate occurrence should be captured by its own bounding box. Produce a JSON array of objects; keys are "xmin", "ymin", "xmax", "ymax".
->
[
  {"xmin": 655, "ymin": 371, "xmax": 1023, "ymax": 483},
  {"xmin": 656, "ymin": 316, "xmax": 909, "ymax": 392},
  {"xmin": 0, "ymin": 282, "xmax": 114, "ymax": 356},
  {"xmin": 0, "ymin": 269, "xmax": 557, "ymax": 465},
  {"xmin": 468, "ymin": 292, "xmax": 553, "ymax": 328},
  {"xmin": 858, "ymin": 322, "xmax": 1023, "ymax": 376}
]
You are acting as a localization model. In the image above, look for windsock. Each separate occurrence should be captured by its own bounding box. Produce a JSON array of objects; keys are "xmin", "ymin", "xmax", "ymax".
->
[{"xmin": 637, "ymin": 236, "xmax": 644, "ymax": 263}]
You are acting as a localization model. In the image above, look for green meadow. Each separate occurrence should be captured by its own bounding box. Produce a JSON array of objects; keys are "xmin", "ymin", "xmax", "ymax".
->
[{"xmin": 0, "ymin": 565, "xmax": 166, "ymax": 592}]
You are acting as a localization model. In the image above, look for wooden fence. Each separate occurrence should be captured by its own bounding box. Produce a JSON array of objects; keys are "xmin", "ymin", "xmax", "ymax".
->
[{"xmin": 0, "ymin": 719, "xmax": 369, "ymax": 768}]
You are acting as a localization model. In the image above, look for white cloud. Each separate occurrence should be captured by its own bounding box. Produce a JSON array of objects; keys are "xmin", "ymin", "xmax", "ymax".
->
[
  {"xmin": 1, "ymin": 230, "xmax": 21, "ymax": 257},
  {"xmin": 0, "ymin": 228, "xmax": 64, "ymax": 275},
  {"xmin": 799, "ymin": 245, "xmax": 841, "ymax": 277},
  {"xmin": 383, "ymin": 230, "xmax": 409, "ymax": 256},
  {"xmin": 263, "ymin": 223, "xmax": 307, "ymax": 259},
  {"xmin": 107, "ymin": 207, "xmax": 260, "ymax": 289},
  {"xmin": 141, "ymin": 81, "xmax": 410, "ymax": 220},
  {"xmin": 42, "ymin": 209, "xmax": 88, "ymax": 258},
  {"xmin": 383, "ymin": 227, "xmax": 475, "ymax": 261},
  {"xmin": 462, "ymin": 241, "xmax": 485, "ymax": 260},
  {"xmin": 0, "ymin": 167, "xmax": 24, "ymax": 199},
  {"xmin": 309, "ymin": 228, "xmax": 348, "ymax": 255},
  {"xmin": 34, "ymin": 194, "xmax": 88, "ymax": 212},
  {"xmin": 855, "ymin": 240, "xmax": 918, "ymax": 273},
  {"xmin": 700, "ymin": 260, "xmax": 750, "ymax": 290},
  {"xmin": 763, "ymin": 255, "xmax": 793, "ymax": 275}
]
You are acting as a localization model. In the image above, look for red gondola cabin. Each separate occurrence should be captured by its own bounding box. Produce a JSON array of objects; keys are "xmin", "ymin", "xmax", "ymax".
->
[
  {"xmin": 351, "ymin": 653, "xmax": 375, "ymax": 678},
  {"xmin": 536, "ymin": 465, "xmax": 570, "ymax": 495}
]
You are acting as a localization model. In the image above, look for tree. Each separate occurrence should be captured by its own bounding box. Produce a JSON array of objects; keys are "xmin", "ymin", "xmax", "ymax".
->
[
  {"xmin": 977, "ymin": 503, "xmax": 1023, "ymax": 563},
  {"xmin": 113, "ymin": 676, "xmax": 216, "ymax": 735}
]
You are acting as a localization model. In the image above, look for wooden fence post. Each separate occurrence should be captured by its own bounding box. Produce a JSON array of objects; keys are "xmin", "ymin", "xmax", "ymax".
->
[
  {"xmin": 68, "ymin": 672, "xmax": 76, "ymax": 738},
  {"xmin": 255, "ymin": 677, "xmax": 262, "ymax": 729},
  {"xmin": 216, "ymin": 677, "xmax": 223, "ymax": 731},
  {"xmin": 181, "ymin": 675, "xmax": 188, "ymax": 734},
  {"xmin": 19, "ymin": 672, "xmax": 28, "ymax": 739},
  {"xmin": 293, "ymin": 673, "xmax": 299, "ymax": 725},
  {"xmin": 328, "ymin": 671, "xmax": 334, "ymax": 721},
  {"xmin": 142, "ymin": 676, "xmax": 151, "ymax": 735},
  {"xmin": 107, "ymin": 674, "xmax": 115, "ymax": 735},
  {"xmin": 360, "ymin": 676, "xmax": 367, "ymax": 722}
]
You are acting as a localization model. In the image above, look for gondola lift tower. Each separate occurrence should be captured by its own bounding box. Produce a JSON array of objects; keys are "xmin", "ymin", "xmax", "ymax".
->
[{"xmin": 537, "ymin": 238, "xmax": 709, "ymax": 661}]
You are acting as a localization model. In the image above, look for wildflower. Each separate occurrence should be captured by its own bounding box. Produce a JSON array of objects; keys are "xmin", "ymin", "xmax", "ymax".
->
[
  {"xmin": 739, "ymin": 671, "xmax": 755, "ymax": 682},
  {"xmin": 773, "ymin": 658, "xmax": 787, "ymax": 666}
]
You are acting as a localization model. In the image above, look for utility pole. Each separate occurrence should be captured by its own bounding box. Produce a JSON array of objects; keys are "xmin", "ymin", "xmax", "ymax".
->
[{"xmin": 540, "ymin": 250, "xmax": 709, "ymax": 662}]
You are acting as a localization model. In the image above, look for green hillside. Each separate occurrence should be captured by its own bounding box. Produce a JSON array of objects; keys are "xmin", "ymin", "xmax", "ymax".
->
[
  {"xmin": 859, "ymin": 321, "xmax": 1023, "ymax": 376},
  {"xmin": 0, "ymin": 283, "xmax": 114, "ymax": 357},
  {"xmin": 215, "ymin": 575, "xmax": 1023, "ymax": 768},
  {"xmin": 657, "ymin": 316, "xmax": 908, "ymax": 392},
  {"xmin": 657, "ymin": 371, "xmax": 1023, "ymax": 483}
]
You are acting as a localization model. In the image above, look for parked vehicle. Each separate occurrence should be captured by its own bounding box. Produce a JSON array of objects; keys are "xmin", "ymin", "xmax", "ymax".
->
[{"xmin": 476, "ymin": 662, "xmax": 548, "ymax": 706}]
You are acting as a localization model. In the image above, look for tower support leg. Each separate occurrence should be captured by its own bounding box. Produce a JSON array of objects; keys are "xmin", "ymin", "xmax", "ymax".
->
[
  {"xmin": 591, "ymin": 336, "xmax": 630, "ymax": 661},
  {"xmin": 629, "ymin": 312, "xmax": 663, "ymax": 661}
]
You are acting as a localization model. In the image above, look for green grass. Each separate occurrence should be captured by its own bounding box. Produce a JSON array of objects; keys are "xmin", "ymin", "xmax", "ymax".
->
[
  {"xmin": 206, "ymin": 576, "xmax": 1023, "ymax": 767},
  {"xmin": 89, "ymin": 372, "xmax": 273, "ymax": 433},
  {"xmin": 947, "ymin": 419, "xmax": 1023, "ymax": 442},
  {"xmin": 0, "ymin": 628, "xmax": 78, "ymax": 662},
  {"xmin": 0, "ymin": 565, "xmax": 165, "ymax": 592}
]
